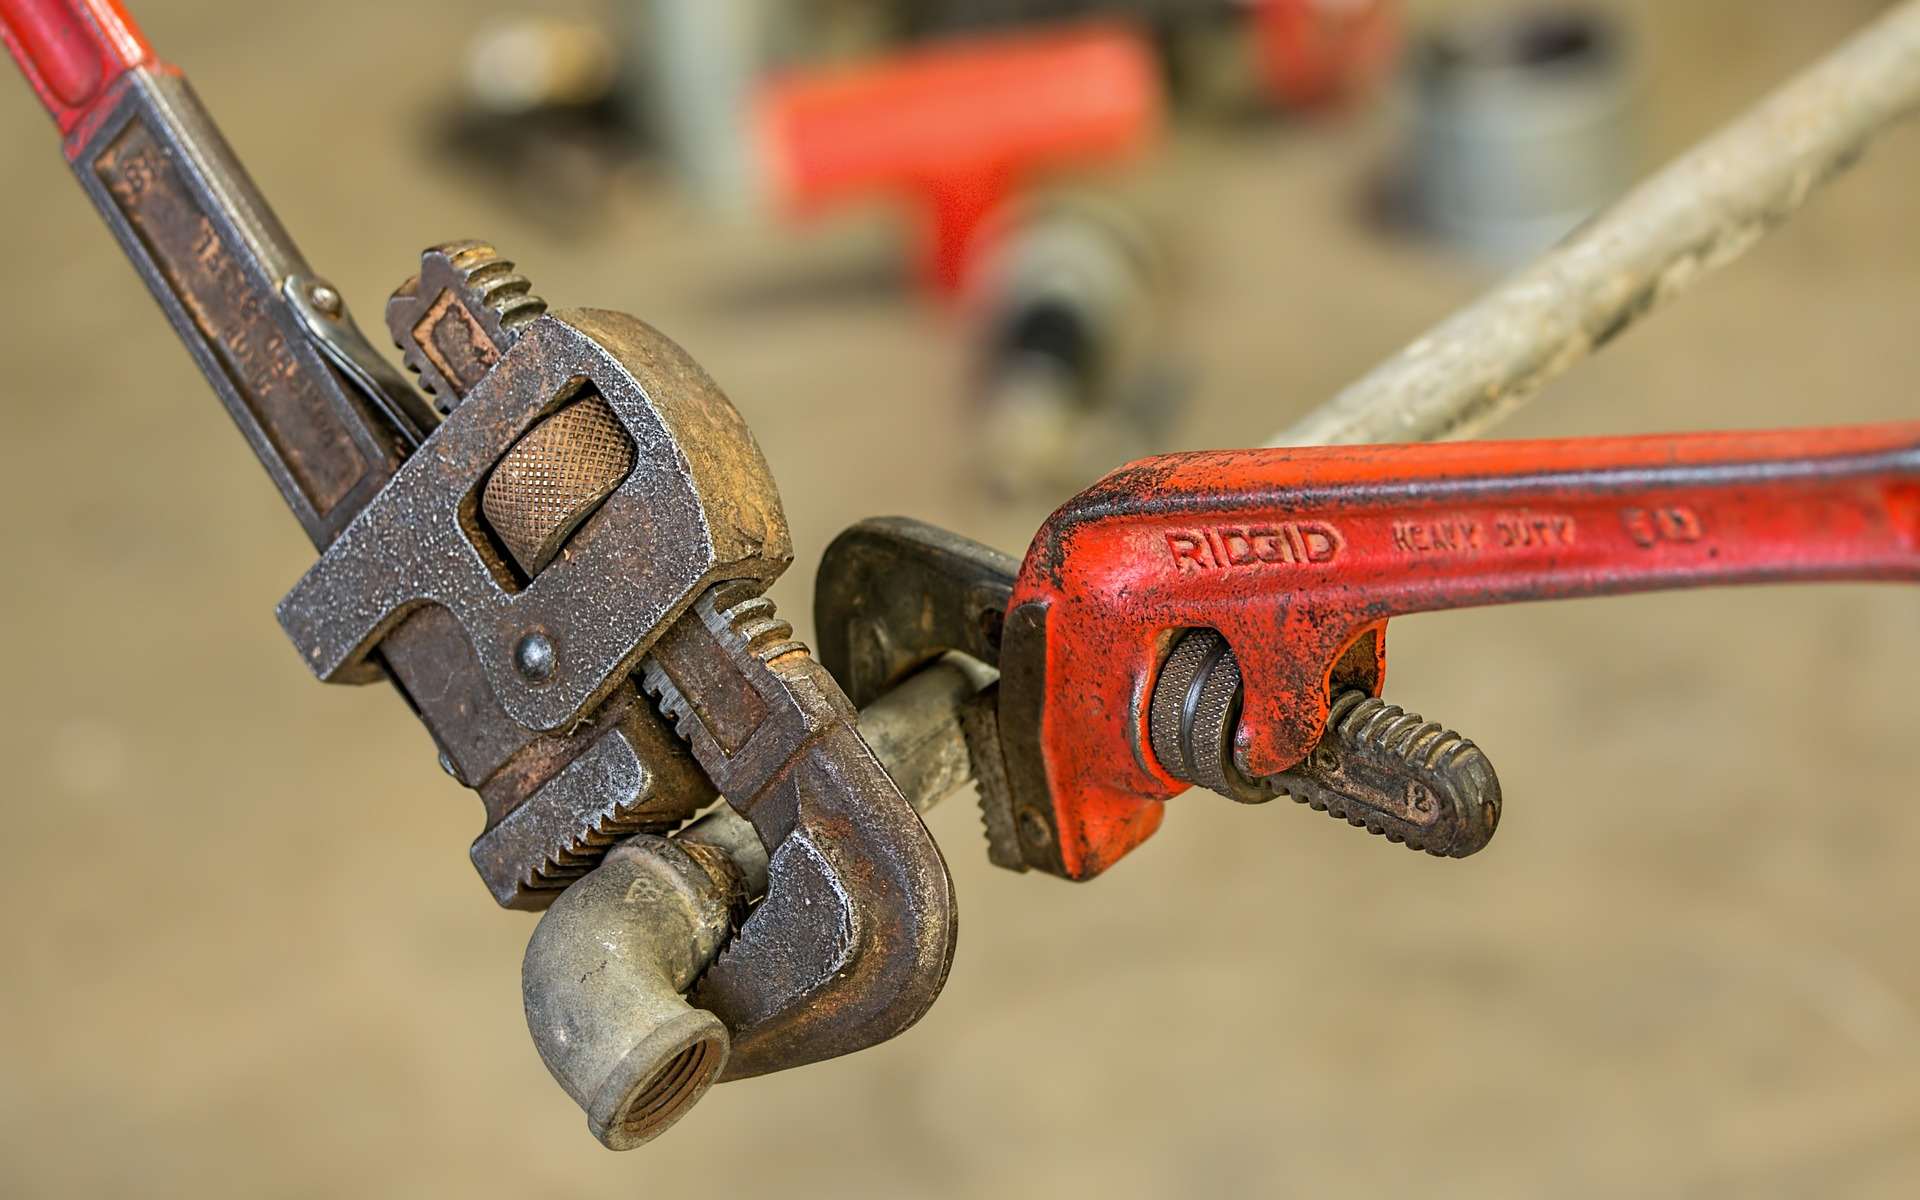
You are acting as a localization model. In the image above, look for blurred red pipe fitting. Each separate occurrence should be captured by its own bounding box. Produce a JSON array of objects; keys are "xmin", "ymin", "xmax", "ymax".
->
[{"xmin": 756, "ymin": 23, "xmax": 1162, "ymax": 296}]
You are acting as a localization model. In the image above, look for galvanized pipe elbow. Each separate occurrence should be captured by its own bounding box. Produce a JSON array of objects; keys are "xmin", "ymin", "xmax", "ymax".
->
[
  {"xmin": 521, "ymin": 835, "xmax": 744, "ymax": 1149},
  {"xmin": 523, "ymin": 658, "xmax": 992, "ymax": 1147}
]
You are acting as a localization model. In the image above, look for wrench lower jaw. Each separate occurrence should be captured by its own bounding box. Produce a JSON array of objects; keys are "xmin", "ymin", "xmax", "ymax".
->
[
  {"xmin": 640, "ymin": 587, "xmax": 960, "ymax": 1079},
  {"xmin": 694, "ymin": 731, "xmax": 958, "ymax": 1082}
]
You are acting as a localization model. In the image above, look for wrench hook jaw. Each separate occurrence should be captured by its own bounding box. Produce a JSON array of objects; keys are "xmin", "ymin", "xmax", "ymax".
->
[{"xmin": 643, "ymin": 587, "xmax": 958, "ymax": 1078}]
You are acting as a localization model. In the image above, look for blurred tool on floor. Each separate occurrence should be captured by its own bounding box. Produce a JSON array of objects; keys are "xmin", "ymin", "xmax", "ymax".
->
[
  {"xmin": 968, "ymin": 194, "xmax": 1180, "ymax": 497},
  {"xmin": 443, "ymin": 15, "xmax": 634, "ymax": 230},
  {"xmin": 756, "ymin": 21, "xmax": 1160, "ymax": 293},
  {"xmin": 887, "ymin": 0, "xmax": 1398, "ymax": 113}
]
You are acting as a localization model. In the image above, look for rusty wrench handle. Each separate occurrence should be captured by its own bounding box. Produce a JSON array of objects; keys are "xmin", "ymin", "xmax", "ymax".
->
[
  {"xmin": 2, "ymin": 0, "xmax": 420, "ymax": 547},
  {"xmin": 1002, "ymin": 422, "xmax": 1920, "ymax": 878}
]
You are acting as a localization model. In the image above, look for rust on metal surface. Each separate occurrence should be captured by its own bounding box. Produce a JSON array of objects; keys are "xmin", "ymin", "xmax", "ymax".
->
[
  {"xmin": 643, "ymin": 585, "xmax": 957, "ymax": 1080},
  {"xmin": 94, "ymin": 118, "xmax": 367, "ymax": 515},
  {"xmin": 25, "ymin": 0, "xmax": 1920, "ymax": 1154},
  {"xmin": 412, "ymin": 288, "xmax": 503, "ymax": 395},
  {"xmin": 1271, "ymin": 689, "xmax": 1501, "ymax": 857},
  {"xmin": 387, "ymin": 240, "xmax": 548, "ymax": 406},
  {"xmin": 276, "ymin": 309, "xmax": 790, "ymax": 730},
  {"xmin": 815, "ymin": 516, "xmax": 1016, "ymax": 708}
]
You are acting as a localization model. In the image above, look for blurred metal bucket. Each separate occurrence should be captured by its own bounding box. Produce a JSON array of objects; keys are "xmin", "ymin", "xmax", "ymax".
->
[{"xmin": 1405, "ymin": 6, "xmax": 1637, "ymax": 260}]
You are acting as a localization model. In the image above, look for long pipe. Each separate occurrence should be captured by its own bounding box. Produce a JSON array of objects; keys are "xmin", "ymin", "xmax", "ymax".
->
[{"xmin": 1268, "ymin": 0, "xmax": 1920, "ymax": 449}]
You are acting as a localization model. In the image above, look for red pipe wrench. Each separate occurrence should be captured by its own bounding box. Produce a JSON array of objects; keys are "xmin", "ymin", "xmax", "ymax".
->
[
  {"xmin": 994, "ymin": 424, "xmax": 1920, "ymax": 876},
  {"xmin": 822, "ymin": 425, "xmax": 1920, "ymax": 880}
]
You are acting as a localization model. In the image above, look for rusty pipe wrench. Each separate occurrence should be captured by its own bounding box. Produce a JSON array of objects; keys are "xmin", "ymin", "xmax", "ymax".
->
[
  {"xmin": 821, "ymin": 423, "xmax": 1920, "ymax": 877},
  {"xmin": 3, "ymin": 0, "xmax": 953, "ymax": 1081}
]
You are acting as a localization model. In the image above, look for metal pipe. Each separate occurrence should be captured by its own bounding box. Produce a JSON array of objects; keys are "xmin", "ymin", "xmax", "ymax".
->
[{"xmin": 1269, "ymin": 0, "xmax": 1920, "ymax": 449}]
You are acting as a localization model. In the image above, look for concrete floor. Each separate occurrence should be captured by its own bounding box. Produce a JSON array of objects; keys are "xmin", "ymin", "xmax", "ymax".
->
[{"xmin": 2, "ymin": 1, "xmax": 1918, "ymax": 1196}]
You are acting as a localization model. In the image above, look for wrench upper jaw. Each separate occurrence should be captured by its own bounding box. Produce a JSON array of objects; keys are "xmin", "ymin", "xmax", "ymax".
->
[{"xmin": 693, "ymin": 731, "xmax": 957, "ymax": 1080}]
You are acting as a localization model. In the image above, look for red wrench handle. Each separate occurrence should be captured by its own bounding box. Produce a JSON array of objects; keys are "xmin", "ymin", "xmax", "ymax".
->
[
  {"xmin": 1002, "ymin": 423, "xmax": 1920, "ymax": 879},
  {"xmin": 0, "ymin": 0, "xmax": 155, "ymax": 140}
]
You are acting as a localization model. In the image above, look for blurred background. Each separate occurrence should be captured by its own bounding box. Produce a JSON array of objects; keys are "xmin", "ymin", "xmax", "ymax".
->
[{"xmin": 2, "ymin": 0, "xmax": 1918, "ymax": 1195}]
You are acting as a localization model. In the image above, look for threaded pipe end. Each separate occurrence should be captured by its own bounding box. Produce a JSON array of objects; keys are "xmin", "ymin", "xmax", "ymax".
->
[{"xmin": 588, "ymin": 1009, "xmax": 730, "ymax": 1150}]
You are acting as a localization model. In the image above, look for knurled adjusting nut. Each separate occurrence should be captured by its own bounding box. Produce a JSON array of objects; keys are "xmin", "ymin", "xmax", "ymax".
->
[{"xmin": 1148, "ymin": 629, "xmax": 1273, "ymax": 804}]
